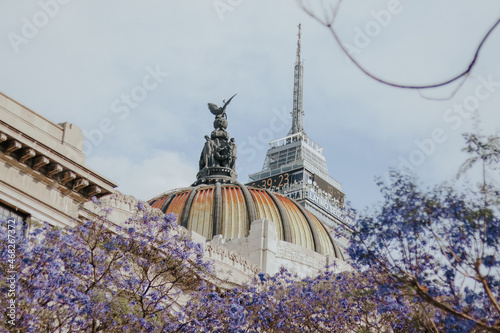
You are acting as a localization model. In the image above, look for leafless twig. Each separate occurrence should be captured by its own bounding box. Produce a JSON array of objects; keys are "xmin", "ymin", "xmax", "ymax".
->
[{"xmin": 299, "ymin": 0, "xmax": 500, "ymax": 94}]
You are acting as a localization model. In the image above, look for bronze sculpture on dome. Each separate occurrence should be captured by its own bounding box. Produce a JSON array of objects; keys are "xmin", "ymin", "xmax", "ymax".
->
[
  {"xmin": 196, "ymin": 94, "xmax": 238, "ymax": 184},
  {"xmin": 208, "ymin": 93, "xmax": 236, "ymax": 119}
]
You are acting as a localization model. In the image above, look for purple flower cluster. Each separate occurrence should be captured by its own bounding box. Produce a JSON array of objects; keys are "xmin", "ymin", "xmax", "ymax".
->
[{"xmin": 178, "ymin": 267, "xmax": 434, "ymax": 332}]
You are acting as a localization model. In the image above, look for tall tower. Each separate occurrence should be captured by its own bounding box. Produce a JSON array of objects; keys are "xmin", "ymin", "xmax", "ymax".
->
[{"xmin": 246, "ymin": 24, "xmax": 352, "ymax": 251}]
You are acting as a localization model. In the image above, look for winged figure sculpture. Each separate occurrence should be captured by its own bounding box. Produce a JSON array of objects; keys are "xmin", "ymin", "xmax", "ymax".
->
[{"xmin": 208, "ymin": 94, "xmax": 237, "ymax": 119}]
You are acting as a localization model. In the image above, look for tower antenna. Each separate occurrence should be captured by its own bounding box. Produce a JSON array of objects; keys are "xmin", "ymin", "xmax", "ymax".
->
[{"xmin": 289, "ymin": 23, "xmax": 305, "ymax": 135}]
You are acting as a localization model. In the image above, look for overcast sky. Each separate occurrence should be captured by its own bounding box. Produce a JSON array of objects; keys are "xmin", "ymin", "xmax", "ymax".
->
[{"xmin": 1, "ymin": 0, "xmax": 499, "ymax": 211}]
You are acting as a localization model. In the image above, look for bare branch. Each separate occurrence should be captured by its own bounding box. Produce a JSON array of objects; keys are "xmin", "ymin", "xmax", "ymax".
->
[
  {"xmin": 299, "ymin": 1, "xmax": 500, "ymax": 91},
  {"xmin": 417, "ymin": 75, "xmax": 469, "ymax": 101}
]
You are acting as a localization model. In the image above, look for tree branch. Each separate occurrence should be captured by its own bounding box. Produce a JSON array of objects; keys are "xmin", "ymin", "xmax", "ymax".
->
[
  {"xmin": 413, "ymin": 280, "xmax": 500, "ymax": 332},
  {"xmin": 474, "ymin": 259, "xmax": 500, "ymax": 315},
  {"xmin": 299, "ymin": 1, "xmax": 500, "ymax": 91}
]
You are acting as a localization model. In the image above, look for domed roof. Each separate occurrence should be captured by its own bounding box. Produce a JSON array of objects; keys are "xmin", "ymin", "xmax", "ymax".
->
[{"xmin": 149, "ymin": 181, "xmax": 344, "ymax": 260}]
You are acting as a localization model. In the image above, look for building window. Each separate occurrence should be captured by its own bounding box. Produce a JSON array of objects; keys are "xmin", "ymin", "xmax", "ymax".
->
[{"xmin": 0, "ymin": 202, "xmax": 28, "ymax": 236}]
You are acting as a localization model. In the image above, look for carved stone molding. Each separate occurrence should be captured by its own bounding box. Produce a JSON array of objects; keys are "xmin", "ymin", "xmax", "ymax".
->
[
  {"xmin": 111, "ymin": 190, "xmax": 139, "ymax": 208},
  {"xmin": 86, "ymin": 185, "xmax": 102, "ymax": 197},
  {"xmin": 32, "ymin": 156, "xmax": 50, "ymax": 171},
  {"xmin": 5, "ymin": 140, "xmax": 22, "ymax": 155},
  {"xmin": 19, "ymin": 148, "xmax": 36, "ymax": 163},
  {"xmin": 73, "ymin": 178, "xmax": 89, "ymax": 192},
  {"xmin": 178, "ymin": 225, "xmax": 192, "ymax": 238},
  {"xmin": 205, "ymin": 242, "xmax": 260, "ymax": 275},
  {"xmin": 47, "ymin": 163, "xmax": 63, "ymax": 177},
  {"xmin": 60, "ymin": 171, "xmax": 76, "ymax": 184},
  {"xmin": 151, "ymin": 208, "xmax": 163, "ymax": 216}
]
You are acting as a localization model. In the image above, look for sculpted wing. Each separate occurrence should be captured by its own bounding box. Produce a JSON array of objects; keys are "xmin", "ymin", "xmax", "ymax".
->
[
  {"xmin": 208, "ymin": 94, "xmax": 237, "ymax": 117},
  {"xmin": 208, "ymin": 103, "xmax": 222, "ymax": 116}
]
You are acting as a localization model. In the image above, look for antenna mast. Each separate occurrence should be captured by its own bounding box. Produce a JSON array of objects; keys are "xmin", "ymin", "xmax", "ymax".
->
[{"xmin": 289, "ymin": 23, "xmax": 305, "ymax": 135}]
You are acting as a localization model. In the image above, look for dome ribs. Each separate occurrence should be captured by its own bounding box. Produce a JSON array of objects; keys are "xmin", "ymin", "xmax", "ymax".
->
[
  {"xmin": 249, "ymin": 188, "xmax": 284, "ymax": 240},
  {"xmin": 160, "ymin": 195, "xmax": 174, "ymax": 213},
  {"xmin": 189, "ymin": 187, "xmax": 215, "ymax": 239},
  {"xmin": 164, "ymin": 191, "xmax": 189, "ymax": 224},
  {"xmin": 274, "ymin": 195, "xmax": 315, "ymax": 251},
  {"xmin": 180, "ymin": 188, "xmax": 198, "ymax": 229},
  {"xmin": 149, "ymin": 195, "xmax": 169, "ymax": 210},
  {"xmin": 264, "ymin": 189, "xmax": 293, "ymax": 244},
  {"xmin": 293, "ymin": 203, "xmax": 322, "ymax": 254},
  {"xmin": 324, "ymin": 222, "xmax": 345, "ymax": 260},
  {"xmin": 305, "ymin": 211, "xmax": 334, "ymax": 257},
  {"xmin": 221, "ymin": 186, "xmax": 248, "ymax": 240},
  {"xmin": 213, "ymin": 182, "xmax": 223, "ymax": 238},
  {"xmin": 235, "ymin": 181, "xmax": 257, "ymax": 226}
]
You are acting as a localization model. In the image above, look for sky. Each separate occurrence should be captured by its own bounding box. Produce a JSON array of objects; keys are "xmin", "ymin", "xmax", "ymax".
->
[{"xmin": 1, "ymin": 0, "xmax": 499, "ymax": 212}]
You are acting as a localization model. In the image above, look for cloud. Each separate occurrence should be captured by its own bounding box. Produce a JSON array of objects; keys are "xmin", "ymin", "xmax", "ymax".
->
[{"xmin": 86, "ymin": 149, "xmax": 197, "ymax": 201}]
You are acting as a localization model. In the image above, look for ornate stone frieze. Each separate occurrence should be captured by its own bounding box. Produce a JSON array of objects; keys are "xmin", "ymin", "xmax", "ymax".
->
[
  {"xmin": 276, "ymin": 243, "xmax": 325, "ymax": 269},
  {"xmin": 205, "ymin": 242, "xmax": 260, "ymax": 275},
  {"xmin": 110, "ymin": 190, "xmax": 139, "ymax": 208}
]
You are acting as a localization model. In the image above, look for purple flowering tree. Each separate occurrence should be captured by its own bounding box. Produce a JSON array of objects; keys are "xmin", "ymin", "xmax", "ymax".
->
[
  {"xmin": 349, "ymin": 133, "xmax": 500, "ymax": 332},
  {"xmin": 180, "ymin": 266, "xmax": 437, "ymax": 332},
  {"xmin": 0, "ymin": 202, "xmax": 212, "ymax": 332}
]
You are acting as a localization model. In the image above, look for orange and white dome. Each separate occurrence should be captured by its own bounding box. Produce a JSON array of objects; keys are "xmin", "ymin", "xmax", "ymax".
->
[{"xmin": 149, "ymin": 181, "xmax": 344, "ymax": 260}]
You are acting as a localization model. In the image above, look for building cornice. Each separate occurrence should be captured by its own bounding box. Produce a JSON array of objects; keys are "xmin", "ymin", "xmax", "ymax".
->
[{"xmin": 0, "ymin": 93, "xmax": 117, "ymax": 201}]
